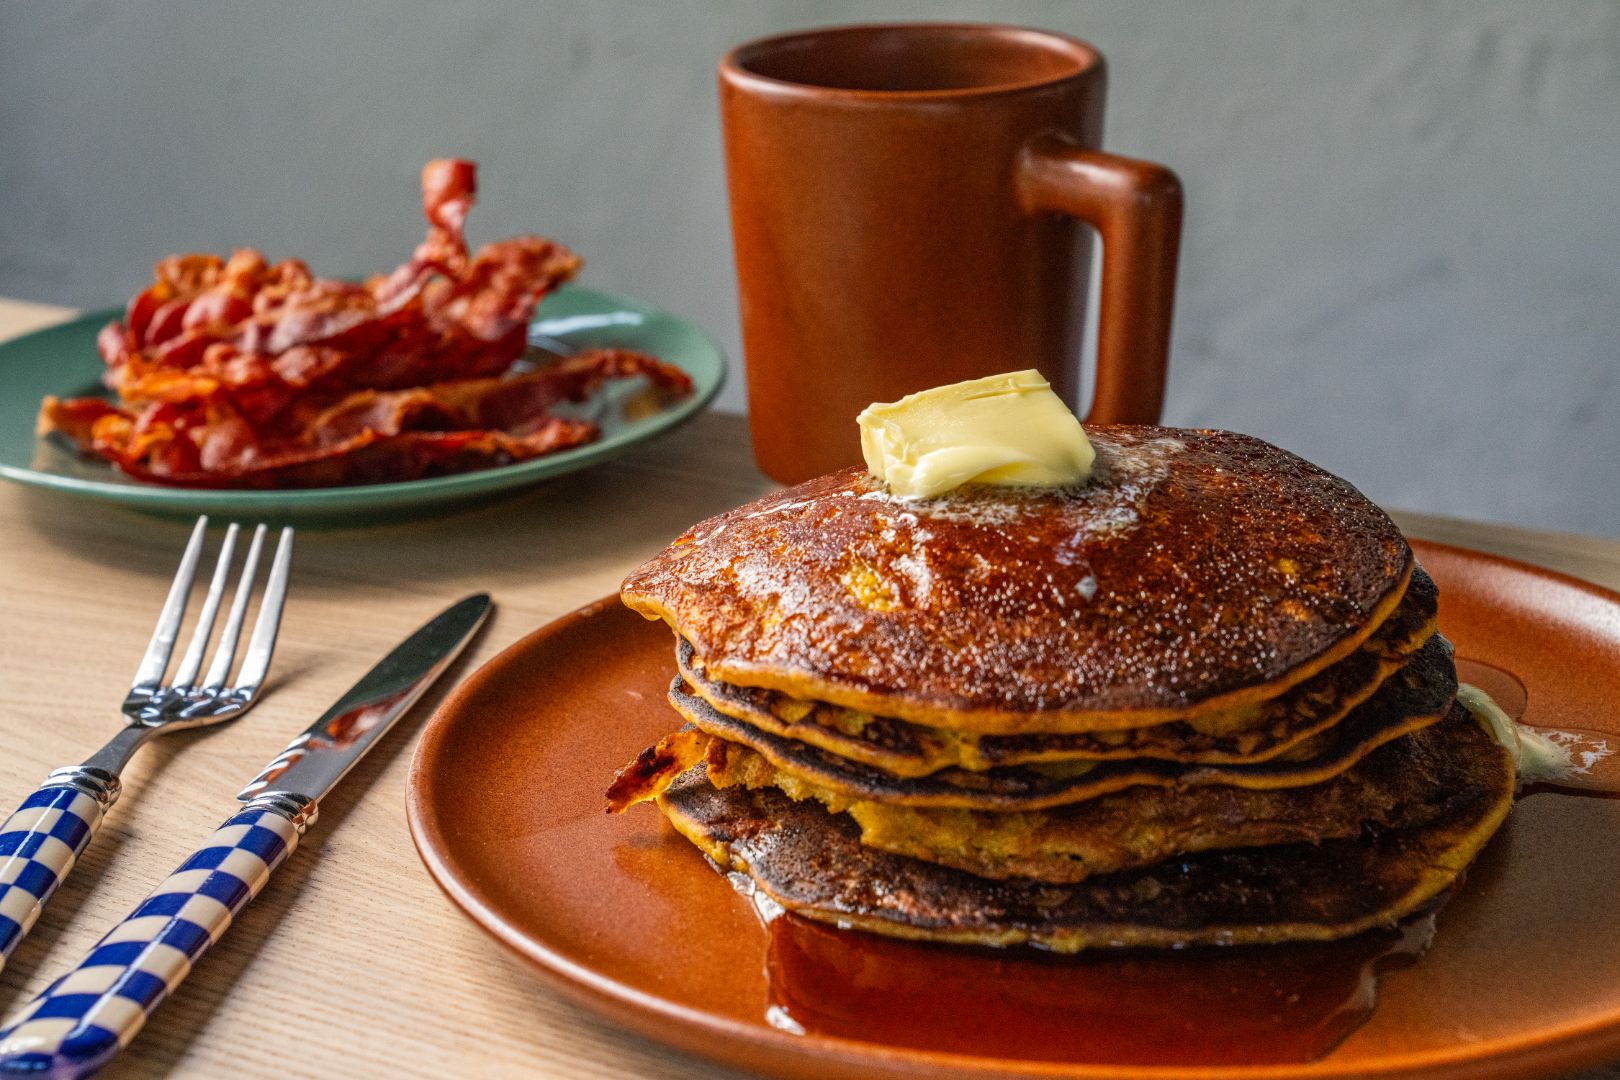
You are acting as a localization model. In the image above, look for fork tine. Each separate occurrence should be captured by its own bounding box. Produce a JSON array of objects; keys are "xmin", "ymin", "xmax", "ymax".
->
[
  {"xmin": 131, "ymin": 516, "xmax": 209, "ymax": 690},
  {"xmin": 169, "ymin": 523, "xmax": 240, "ymax": 689},
  {"xmin": 234, "ymin": 527, "xmax": 294, "ymax": 692},
  {"xmin": 201, "ymin": 524, "xmax": 267, "ymax": 691}
]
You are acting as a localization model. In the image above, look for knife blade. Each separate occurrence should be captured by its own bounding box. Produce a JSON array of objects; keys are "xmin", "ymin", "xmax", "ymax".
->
[
  {"xmin": 237, "ymin": 591, "xmax": 492, "ymax": 812},
  {"xmin": 0, "ymin": 592, "xmax": 492, "ymax": 1079}
]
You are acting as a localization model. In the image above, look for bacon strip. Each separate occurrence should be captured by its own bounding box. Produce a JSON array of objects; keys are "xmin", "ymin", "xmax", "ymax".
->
[
  {"xmin": 606, "ymin": 729, "xmax": 710, "ymax": 814},
  {"xmin": 38, "ymin": 160, "xmax": 691, "ymax": 488},
  {"xmin": 41, "ymin": 348, "xmax": 693, "ymax": 489}
]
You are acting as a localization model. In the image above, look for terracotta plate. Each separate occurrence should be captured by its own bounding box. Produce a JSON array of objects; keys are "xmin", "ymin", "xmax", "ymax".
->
[{"xmin": 406, "ymin": 540, "xmax": 1620, "ymax": 1080}]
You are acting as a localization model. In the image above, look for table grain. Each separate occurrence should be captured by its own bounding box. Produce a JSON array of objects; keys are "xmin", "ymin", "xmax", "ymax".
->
[{"xmin": 1, "ymin": 298, "xmax": 1615, "ymax": 1080}]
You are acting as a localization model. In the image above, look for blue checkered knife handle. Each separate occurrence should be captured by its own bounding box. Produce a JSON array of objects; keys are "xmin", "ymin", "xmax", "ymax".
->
[
  {"xmin": 0, "ymin": 794, "xmax": 312, "ymax": 1079},
  {"xmin": 0, "ymin": 772, "xmax": 118, "ymax": 973}
]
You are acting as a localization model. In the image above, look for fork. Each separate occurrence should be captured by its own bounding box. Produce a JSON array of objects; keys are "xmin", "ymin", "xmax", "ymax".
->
[{"xmin": 0, "ymin": 516, "xmax": 292, "ymax": 972}]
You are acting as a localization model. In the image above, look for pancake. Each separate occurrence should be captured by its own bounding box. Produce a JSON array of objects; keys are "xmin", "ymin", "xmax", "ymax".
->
[
  {"xmin": 701, "ymin": 701, "xmax": 1472, "ymax": 883},
  {"xmin": 656, "ymin": 704, "xmax": 1515, "ymax": 950},
  {"xmin": 665, "ymin": 634, "xmax": 1457, "ymax": 812},
  {"xmin": 621, "ymin": 427, "xmax": 1413, "ymax": 733},
  {"xmin": 677, "ymin": 566, "xmax": 1439, "ymax": 775}
]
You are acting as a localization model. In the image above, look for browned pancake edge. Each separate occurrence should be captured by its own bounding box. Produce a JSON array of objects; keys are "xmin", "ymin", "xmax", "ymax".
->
[
  {"xmin": 677, "ymin": 565, "xmax": 1440, "ymax": 773},
  {"xmin": 655, "ymin": 704, "xmax": 1515, "ymax": 950},
  {"xmin": 668, "ymin": 634, "xmax": 1458, "ymax": 811}
]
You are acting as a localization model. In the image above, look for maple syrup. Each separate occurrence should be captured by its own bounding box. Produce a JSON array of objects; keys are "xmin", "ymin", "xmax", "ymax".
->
[{"xmin": 764, "ymin": 909, "xmax": 1437, "ymax": 1066}]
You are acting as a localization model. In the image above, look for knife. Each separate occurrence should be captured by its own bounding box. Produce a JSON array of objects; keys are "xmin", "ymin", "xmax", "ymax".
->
[{"xmin": 0, "ymin": 593, "xmax": 492, "ymax": 1079}]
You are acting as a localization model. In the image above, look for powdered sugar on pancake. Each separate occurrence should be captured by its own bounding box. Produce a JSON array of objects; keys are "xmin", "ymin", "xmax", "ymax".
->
[{"xmin": 853, "ymin": 433, "xmax": 1184, "ymax": 539}]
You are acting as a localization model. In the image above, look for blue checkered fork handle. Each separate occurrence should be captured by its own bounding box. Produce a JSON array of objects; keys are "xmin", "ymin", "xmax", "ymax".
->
[
  {"xmin": 0, "ymin": 781, "xmax": 113, "ymax": 974},
  {"xmin": 0, "ymin": 803, "xmax": 304, "ymax": 1079}
]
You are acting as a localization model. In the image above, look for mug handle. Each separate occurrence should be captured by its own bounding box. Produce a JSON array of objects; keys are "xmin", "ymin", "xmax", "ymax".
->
[{"xmin": 1017, "ymin": 133, "xmax": 1183, "ymax": 424}]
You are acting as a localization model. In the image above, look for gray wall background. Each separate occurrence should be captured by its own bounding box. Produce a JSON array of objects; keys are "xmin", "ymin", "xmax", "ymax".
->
[{"xmin": 2, "ymin": 1, "xmax": 1617, "ymax": 535}]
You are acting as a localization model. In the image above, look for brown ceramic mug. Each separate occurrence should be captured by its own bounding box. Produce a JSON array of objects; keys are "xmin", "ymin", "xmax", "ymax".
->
[{"xmin": 719, "ymin": 23, "xmax": 1183, "ymax": 484}]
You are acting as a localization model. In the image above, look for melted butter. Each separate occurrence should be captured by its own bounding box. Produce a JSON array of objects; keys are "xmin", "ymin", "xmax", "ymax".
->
[
  {"xmin": 1458, "ymin": 684, "xmax": 1525, "ymax": 763},
  {"xmin": 1457, "ymin": 683, "xmax": 1618, "ymax": 790},
  {"xmin": 857, "ymin": 370, "xmax": 1094, "ymax": 498}
]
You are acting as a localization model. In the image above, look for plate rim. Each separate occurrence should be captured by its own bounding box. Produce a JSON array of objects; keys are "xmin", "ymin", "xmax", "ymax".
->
[
  {"xmin": 406, "ymin": 539, "xmax": 1620, "ymax": 1080},
  {"xmin": 0, "ymin": 284, "xmax": 726, "ymax": 511}
]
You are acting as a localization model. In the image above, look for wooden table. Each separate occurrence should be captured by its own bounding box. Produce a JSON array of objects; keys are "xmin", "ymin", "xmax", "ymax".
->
[{"xmin": 1, "ymin": 297, "xmax": 1616, "ymax": 1080}]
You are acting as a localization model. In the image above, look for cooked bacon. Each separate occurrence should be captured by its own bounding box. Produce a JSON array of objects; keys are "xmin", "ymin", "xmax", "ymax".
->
[
  {"xmin": 41, "ymin": 348, "xmax": 693, "ymax": 489},
  {"xmin": 606, "ymin": 729, "xmax": 709, "ymax": 814},
  {"xmin": 95, "ymin": 189, "xmax": 581, "ymax": 418},
  {"xmin": 37, "ymin": 160, "xmax": 688, "ymax": 489}
]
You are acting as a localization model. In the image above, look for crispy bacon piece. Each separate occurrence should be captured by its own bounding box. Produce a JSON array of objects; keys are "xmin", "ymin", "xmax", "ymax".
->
[
  {"xmin": 606, "ymin": 728, "xmax": 710, "ymax": 813},
  {"xmin": 41, "ymin": 348, "xmax": 693, "ymax": 489},
  {"xmin": 38, "ymin": 160, "xmax": 692, "ymax": 488}
]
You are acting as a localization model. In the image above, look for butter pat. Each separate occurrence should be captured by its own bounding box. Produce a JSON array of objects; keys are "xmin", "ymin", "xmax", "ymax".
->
[{"xmin": 857, "ymin": 371, "xmax": 1095, "ymax": 498}]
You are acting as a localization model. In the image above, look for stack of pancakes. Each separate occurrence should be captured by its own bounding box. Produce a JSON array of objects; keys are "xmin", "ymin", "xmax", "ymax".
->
[{"xmin": 609, "ymin": 426, "xmax": 1515, "ymax": 950}]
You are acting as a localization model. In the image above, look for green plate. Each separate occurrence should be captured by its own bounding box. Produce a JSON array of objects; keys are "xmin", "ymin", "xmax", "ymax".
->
[{"xmin": 0, "ymin": 285, "xmax": 725, "ymax": 520}]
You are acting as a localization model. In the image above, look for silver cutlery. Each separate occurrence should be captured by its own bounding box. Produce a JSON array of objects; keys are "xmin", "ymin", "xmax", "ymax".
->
[
  {"xmin": 0, "ymin": 517, "xmax": 292, "ymax": 972},
  {"xmin": 0, "ymin": 592, "xmax": 490, "ymax": 1078}
]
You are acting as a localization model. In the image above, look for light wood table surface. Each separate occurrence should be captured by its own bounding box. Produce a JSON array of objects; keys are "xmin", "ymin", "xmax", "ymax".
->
[{"xmin": 0, "ymin": 297, "xmax": 1616, "ymax": 1080}]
